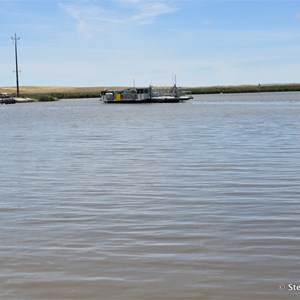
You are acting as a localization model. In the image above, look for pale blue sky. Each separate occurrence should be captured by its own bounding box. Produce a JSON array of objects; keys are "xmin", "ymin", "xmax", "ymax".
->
[{"xmin": 1, "ymin": 0, "xmax": 300, "ymax": 87}]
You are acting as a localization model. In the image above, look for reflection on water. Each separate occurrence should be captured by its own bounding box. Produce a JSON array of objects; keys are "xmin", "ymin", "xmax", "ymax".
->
[{"xmin": 0, "ymin": 92, "xmax": 300, "ymax": 299}]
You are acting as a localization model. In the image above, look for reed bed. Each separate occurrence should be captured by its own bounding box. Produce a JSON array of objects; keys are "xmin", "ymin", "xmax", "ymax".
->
[{"xmin": 190, "ymin": 83, "xmax": 300, "ymax": 94}]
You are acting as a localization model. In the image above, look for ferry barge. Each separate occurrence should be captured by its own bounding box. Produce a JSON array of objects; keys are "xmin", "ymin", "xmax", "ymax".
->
[{"xmin": 101, "ymin": 85, "xmax": 193, "ymax": 104}]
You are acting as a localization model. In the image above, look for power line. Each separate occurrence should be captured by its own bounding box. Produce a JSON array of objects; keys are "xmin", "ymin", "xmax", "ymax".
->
[{"xmin": 11, "ymin": 33, "xmax": 20, "ymax": 97}]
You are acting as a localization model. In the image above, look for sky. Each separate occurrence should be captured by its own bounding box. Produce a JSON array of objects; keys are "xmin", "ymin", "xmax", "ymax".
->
[{"xmin": 1, "ymin": 0, "xmax": 300, "ymax": 87}]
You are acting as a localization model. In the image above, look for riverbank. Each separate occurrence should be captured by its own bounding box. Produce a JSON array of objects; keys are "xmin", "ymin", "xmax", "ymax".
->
[
  {"xmin": 190, "ymin": 83, "xmax": 300, "ymax": 94},
  {"xmin": 0, "ymin": 86, "xmax": 123, "ymax": 101},
  {"xmin": 1, "ymin": 83, "xmax": 300, "ymax": 100}
]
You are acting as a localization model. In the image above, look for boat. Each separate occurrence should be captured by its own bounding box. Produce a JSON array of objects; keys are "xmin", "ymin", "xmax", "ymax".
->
[
  {"xmin": 0, "ymin": 93, "xmax": 16, "ymax": 105},
  {"xmin": 100, "ymin": 85, "xmax": 193, "ymax": 104}
]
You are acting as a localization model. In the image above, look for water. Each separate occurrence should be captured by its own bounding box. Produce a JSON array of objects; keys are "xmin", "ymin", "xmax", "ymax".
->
[{"xmin": 0, "ymin": 92, "xmax": 300, "ymax": 300}]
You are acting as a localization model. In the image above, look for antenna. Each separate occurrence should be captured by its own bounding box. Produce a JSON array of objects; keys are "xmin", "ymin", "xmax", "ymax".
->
[{"xmin": 11, "ymin": 33, "xmax": 20, "ymax": 97}]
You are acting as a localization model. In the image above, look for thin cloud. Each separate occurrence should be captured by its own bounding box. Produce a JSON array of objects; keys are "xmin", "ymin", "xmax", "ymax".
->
[
  {"xmin": 61, "ymin": 0, "xmax": 177, "ymax": 38},
  {"xmin": 61, "ymin": 2, "xmax": 121, "ymax": 39},
  {"xmin": 126, "ymin": 0, "xmax": 177, "ymax": 24}
]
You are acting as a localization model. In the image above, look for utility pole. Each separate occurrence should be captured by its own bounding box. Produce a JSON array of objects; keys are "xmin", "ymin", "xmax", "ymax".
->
[{"xmin": 11, "ymin": 33, "xmax": 20, "ymax": 97}]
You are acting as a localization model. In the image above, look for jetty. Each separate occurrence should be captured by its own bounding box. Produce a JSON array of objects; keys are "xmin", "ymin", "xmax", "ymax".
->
[{"xmin": 13, "ymin": 97, "xmax": 35, "ymax": 103}]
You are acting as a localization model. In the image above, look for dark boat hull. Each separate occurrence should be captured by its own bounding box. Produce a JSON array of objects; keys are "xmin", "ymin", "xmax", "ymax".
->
[
  {"xmin": 0, "ymin": 98, "xmax": 16, "ymax": 105},
  {"xmin": 103, "ymin": 96, "xmax": 192, "ymax": 104}
]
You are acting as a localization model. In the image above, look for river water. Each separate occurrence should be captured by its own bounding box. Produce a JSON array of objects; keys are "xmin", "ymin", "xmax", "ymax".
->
[{"xmin": 0, "ymin": 92, "xmax": 300, "ymax": 300}]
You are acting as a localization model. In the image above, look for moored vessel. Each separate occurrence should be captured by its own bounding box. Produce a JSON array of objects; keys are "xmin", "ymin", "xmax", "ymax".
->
[{"xmin": 101, "ymin": 85, "xmax": 193, "ymax": 104}]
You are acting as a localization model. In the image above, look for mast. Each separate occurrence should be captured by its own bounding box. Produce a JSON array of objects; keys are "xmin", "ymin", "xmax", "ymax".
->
[{"xmin": 11, "ymin": 33, "xmax": 20, "ymax": 97}]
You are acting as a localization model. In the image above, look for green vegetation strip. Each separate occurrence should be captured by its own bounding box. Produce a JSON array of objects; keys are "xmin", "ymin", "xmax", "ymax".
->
[
  {"xmin": 190, "ymin": 83, "xmax": 300, "ymax": 94},
  {"xmin": 22, "ymin": 92, "xmax": 100, "ymax": 101}
]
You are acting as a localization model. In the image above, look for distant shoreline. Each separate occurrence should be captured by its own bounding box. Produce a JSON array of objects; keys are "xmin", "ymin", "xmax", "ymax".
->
[
  {"xmin": 190, "ymin": 83, "xmax": 300, "ymax": 94},
  {"xmin": 1, "ymin": 83, "xmax": 300, "ymax": 100}
]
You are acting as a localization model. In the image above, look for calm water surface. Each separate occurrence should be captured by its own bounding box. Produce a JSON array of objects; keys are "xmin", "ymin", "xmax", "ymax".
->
[{"xmin": 0, "ymin": 92, "xmax": 300, "ymax": 300}]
